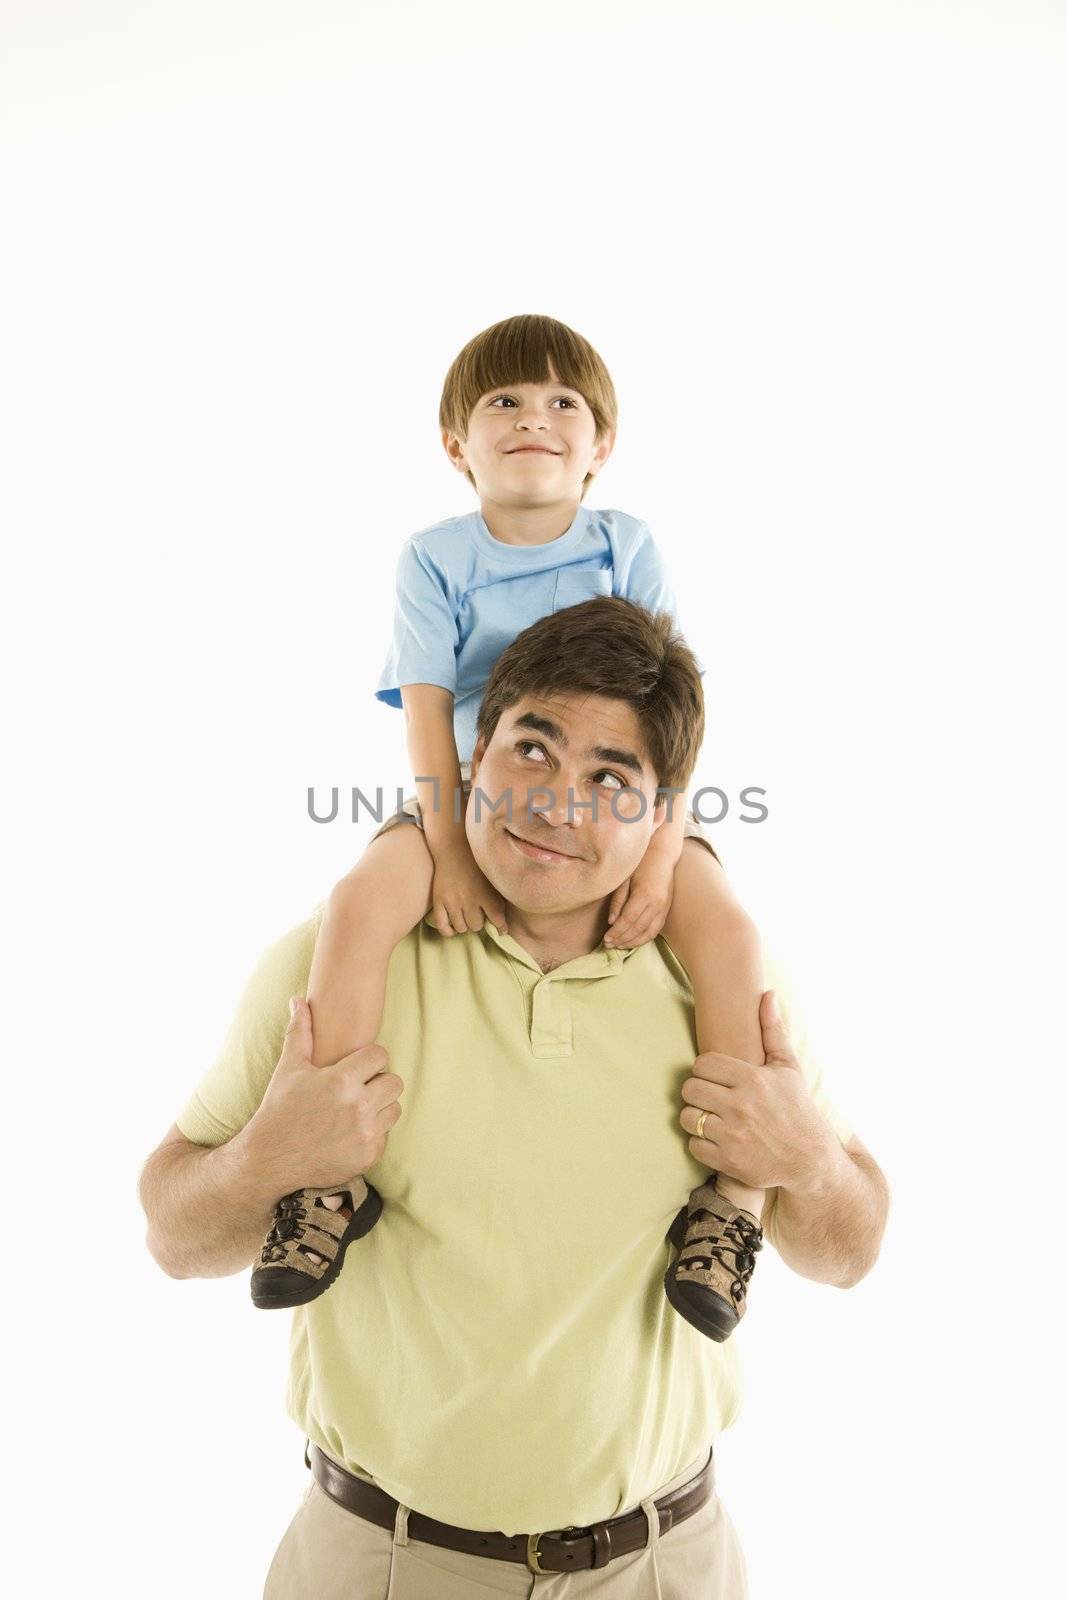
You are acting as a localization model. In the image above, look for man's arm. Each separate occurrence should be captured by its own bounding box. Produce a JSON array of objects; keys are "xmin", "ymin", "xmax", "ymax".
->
[
  {"xmin": 760, "ymin": 1132, "xmax": 890, "ymax": 1289},
  {"xmin": 139, "ymin": 997, "xmax": 403, "ymax": 1279},
  {"xmin": 139, "ymin": 1122, "xmax": 289, "ymax": 1279},
  {"xmin": 681, "ymin": 991, "xmax": 890, "ymax": 1289}
]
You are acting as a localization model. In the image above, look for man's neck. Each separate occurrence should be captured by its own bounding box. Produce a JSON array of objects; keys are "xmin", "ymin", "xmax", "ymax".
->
[
  {"xmin": 502, "ymin": 899, "xmax": 611, "ymax": 973},
  {"xmin": 479, "ymin": 495, "xmax": 580, "ymax": 548}
]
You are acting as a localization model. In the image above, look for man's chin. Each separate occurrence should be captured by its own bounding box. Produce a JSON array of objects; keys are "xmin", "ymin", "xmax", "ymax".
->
[{"xmin": 478, "ymin": 852, "xmax": 584, "ymax": 916}]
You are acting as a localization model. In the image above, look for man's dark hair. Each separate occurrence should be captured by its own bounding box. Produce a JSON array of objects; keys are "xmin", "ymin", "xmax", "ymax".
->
[{"xmin": 476, "ymin": 596, "xmax": 705, "ymax": 791}]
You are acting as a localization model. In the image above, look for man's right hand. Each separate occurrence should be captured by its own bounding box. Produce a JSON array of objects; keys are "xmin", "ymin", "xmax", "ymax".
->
[{"xmin": 240, "ymin": 996, "xmax": 405, "ymax": 1196}]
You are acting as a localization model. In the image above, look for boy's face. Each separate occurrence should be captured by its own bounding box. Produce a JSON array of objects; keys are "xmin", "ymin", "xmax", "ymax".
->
[{"xmin": 443, "ymin": 366, "xmax": 614, "ymax": 506}]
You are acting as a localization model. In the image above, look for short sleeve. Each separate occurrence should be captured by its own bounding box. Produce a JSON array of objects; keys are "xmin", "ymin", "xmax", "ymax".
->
[
  {"xmin": 763, "ymin": 952, "xmax": 854, "ymax": 1147},
  {"xmin": 615, "ymin": 526, "xmax": 681, "ymax": 623},
  {"xmin": 614, "ymin": 525, "xmax": 704, "ymax": 675},
  {"xmin": 174, "ymin": 913, "xmax": 321, "ymax": 1148},
  {"xmin": 375, "ymin": 539, "xmax": 460, "ymax": 709}
]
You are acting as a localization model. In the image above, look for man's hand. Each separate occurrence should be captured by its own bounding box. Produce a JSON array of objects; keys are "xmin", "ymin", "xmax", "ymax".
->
[
  {"xmin": 679, "ymin": 990, "xmax": 836, "ymax": 1190},
  {"xmin": 603, "ymin": 852, "xmax": 675, "ymax": 949},
  {"xmin": 240, "ymin": 996, "xmax": 405, "ymax": 1196},
  {"xmin": 430, "ymin": 839, "xmax": 509, "ymax": 937}
]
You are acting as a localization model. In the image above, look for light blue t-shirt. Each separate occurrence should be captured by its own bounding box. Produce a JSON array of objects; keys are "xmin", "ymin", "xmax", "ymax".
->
[{"xmin": 376, "ymin": 504, "xmax": 683, "ymax": 761}]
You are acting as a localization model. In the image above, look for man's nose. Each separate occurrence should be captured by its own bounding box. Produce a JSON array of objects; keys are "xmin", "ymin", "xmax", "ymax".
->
[{"xmin": 525, "ymin": 782, "xmax": 586, "ymax": 828}]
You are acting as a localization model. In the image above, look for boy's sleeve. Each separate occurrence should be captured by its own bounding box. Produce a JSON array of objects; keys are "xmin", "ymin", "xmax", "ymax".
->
[
  {"xmin": 616, "ymin": 525, "xmax": 680, "ymax": 620},
  {"xmin": 763, "ymin": 951, "xmax": 854, "ymax": 1147},
  {"xmin": 375, "ymin": 538, "xmax": 460, "ymax": 708},
  {"xmin": 615, "ymin": 526, "xmax": 704, "ymax": 672},
  {"xmin": 174, "ymin": 913, "xmax": 321, "ymax": 1148}
]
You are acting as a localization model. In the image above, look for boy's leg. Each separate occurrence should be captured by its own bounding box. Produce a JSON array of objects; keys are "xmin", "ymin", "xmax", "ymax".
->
[
  {"xmin": 662, "ymin": 838, "xmax": 767, "ymax": 1341},
  {"xmin": 251, "ymin": 821, "xmax": 434, "ymax": 1306},
  {"xmin": 307, "ymin": 816, "xmax": 436, "ymax": 1064}
]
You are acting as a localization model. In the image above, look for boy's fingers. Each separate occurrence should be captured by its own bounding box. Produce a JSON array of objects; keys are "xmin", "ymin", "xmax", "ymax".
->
[
  {"xmin": 607, "ymin": 881, "xmax": 631, "ymax": 925},
  {"xmin": 607, "ymin": 902, "xmax": 646, "ymax": 944},
  {"xmin": 485, "ymin": 895, "xmax": 509, "ymax": 932},
  {"xmin": 614, "ymin": 911, "xmax": 659, "ymax": 949},
  {"xmin": 433, "ymin": 902, "xmax": 454, "ymax": 937}
]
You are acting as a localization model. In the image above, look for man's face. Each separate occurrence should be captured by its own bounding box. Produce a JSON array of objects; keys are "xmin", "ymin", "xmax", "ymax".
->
[
  {"xmin": 465, "ymin": 691, "xmax": 667, "ymax": 916},
  {"xmin": 442, "ymin": 367, "xmax": 614, "ymax": 506}
]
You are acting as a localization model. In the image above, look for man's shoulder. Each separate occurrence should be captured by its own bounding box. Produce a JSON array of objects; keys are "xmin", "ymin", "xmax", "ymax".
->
[{"xmin": 242, "ymin": 908, "xmax": 324, "ymax": 1004}]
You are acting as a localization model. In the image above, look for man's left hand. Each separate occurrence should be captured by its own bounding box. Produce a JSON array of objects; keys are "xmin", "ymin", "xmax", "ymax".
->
[{"xmin": 679, "ymin": 990, "xmax": 835, "ymax": 1191}]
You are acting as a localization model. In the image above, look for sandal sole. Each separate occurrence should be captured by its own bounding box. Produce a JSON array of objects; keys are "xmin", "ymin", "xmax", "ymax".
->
[{"xmin": 663, "ymin": 1263, "xmax": 740, "ymax": 1343}]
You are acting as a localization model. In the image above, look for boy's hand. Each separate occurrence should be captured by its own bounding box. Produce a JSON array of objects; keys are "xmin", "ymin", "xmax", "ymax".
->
[
  {"xmin": 603, "ymin": 854, "xmax": 675, "ymax": 950},
  {"xmin": 431, "ymin": 841, "xmax": 509, "ymax": 937}
]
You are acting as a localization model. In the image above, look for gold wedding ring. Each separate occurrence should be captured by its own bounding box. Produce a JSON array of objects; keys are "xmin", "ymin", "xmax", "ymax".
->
[{"xmin": 695, "ymin": 1110, "xmax": 708, "ymax": 1140}]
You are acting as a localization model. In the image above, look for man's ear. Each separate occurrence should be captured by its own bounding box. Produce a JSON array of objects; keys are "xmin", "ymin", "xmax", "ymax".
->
[
  {"xmin": 650, "ymin": 794, "xmax": 667, "ymax": 836},
  {"xmin": 469, "ymin": 733, "xmax": 486, "ymax": 786}
]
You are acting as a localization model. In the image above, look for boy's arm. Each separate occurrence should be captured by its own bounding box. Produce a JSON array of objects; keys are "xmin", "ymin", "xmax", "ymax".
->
[
  {"xmin": 399, "ymin": 684, "xmax": 469, "ymax": 862},
  {"xmin": 399, "ymin": 684, "xmax": 508, "ymax": 934},
  {"xmin": 646, "ymin": 790, "xmax": 687, "ymax": 867}
]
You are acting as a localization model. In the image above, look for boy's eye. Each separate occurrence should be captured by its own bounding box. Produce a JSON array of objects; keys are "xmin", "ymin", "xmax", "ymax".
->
[{"xmin": 488, "ymin": 395, "xmax": 579, "ymax": 409}]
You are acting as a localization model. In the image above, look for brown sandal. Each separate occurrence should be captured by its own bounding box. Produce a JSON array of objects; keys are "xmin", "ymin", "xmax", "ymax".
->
[
  {"xmin": 664, "ymin": 1179, "xmax": 763, "ymax": 1342},
  {"xmin": 250, "ymin": 1178, "xmax": 383, "ymax": 1309}
]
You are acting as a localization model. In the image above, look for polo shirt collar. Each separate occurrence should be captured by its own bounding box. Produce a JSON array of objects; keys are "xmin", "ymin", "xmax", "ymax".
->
[{"xmin": 479, "ymin": 915, "xmax": 633, "ymax": 980}]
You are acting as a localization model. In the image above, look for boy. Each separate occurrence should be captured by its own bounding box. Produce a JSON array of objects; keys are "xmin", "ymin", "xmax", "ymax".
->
[{"xmin": 250, "ymin": 314, "xmax": 766, "ymax": 1340}]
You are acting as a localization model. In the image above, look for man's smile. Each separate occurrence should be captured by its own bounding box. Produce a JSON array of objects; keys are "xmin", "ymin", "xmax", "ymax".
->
[{"xmin": 504, "ymin": 826, "xmax": 584, "ymax": 864}]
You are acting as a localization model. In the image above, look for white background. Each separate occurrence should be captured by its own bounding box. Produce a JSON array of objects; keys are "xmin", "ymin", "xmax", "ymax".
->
[{"xmin": 3, "ymin": 2, "xmax": 1064, "ymax": 1595}]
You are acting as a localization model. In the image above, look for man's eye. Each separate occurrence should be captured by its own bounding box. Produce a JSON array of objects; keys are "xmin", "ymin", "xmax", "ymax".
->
[
  {"xmin": 517, "ymin": 740, "xmax": 548, "ymax": 762},
  {"xmin": 593, "ymin": 770, "xmax": 625, "ymax": 790}
]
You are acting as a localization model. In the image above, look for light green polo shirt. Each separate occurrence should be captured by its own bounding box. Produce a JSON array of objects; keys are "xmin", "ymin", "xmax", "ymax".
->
[{"xmin": 177, "ymin": 909, "xmax": 852, "ymax": 1536}]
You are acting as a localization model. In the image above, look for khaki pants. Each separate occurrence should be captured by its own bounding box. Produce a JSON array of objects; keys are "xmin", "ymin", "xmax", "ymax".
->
[{"xmin": 263, "ymin": 1452, "xmax": 748, "ymax": 1598}]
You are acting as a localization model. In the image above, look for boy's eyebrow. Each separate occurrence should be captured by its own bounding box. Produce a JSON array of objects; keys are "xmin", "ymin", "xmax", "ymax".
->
[{"xmin": 511, "ymin": 712, "xmax": 645, "ymax": 778}]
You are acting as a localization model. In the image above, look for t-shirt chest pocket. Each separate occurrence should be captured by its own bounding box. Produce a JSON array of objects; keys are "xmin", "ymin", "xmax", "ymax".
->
[{"xmin": 552, "ymin": 566, "xmax": 612, "ymax": 612}]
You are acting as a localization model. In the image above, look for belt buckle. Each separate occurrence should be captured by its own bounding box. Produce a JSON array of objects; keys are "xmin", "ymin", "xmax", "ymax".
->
[{"xmin": 526, "ymin": 1532, "xmax": 549, "ymax": 1575}]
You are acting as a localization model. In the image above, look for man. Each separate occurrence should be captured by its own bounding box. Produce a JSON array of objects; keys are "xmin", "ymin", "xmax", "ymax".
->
[{"xmin": 139, "ymin": 598, "xmax": 889, "ymax": 1598}]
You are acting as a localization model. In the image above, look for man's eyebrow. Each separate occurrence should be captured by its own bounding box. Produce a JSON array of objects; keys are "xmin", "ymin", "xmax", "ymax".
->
[{"xmin": 512, "ymin": 713, "xmax": 645, "ymax": 778}]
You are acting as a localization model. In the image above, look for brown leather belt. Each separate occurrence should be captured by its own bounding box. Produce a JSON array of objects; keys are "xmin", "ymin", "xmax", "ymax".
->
[{"xmin": 305, "ymin": 1441, "xmax": 713, "ymax": 1575}]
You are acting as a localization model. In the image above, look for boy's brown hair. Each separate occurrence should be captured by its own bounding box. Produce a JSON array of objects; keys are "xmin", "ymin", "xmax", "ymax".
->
[
  {"xmin": 476, "ymin": 597, "xmax": 705, "ymax": 792},
  {"xmin": 440, "ymin": 314, "xmax": 618, "ymax": 500}
]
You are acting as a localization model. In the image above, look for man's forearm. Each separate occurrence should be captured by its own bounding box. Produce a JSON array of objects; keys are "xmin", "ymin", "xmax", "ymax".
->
[
  {"xmin": 139, "ymin": 1128, "xmax": 284, "ymax": 1280},
  {"xmin": 766, "ymin": 1141, "xmax": 890, "ymax": 1289}
]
